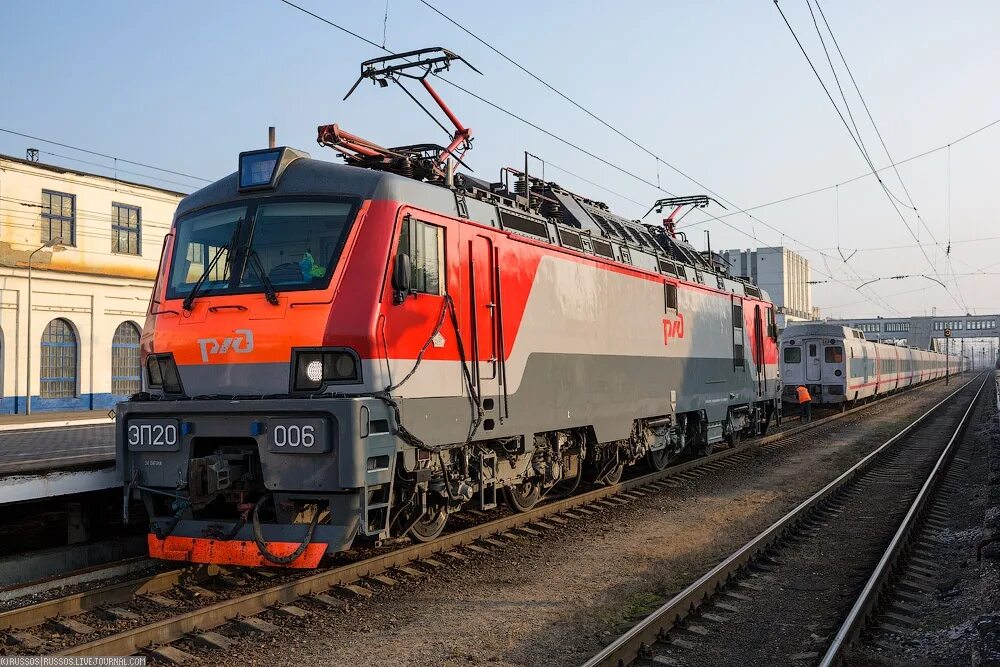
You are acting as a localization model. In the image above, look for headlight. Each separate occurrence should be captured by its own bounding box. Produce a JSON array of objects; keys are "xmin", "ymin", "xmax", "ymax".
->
[
  {"xmin": 293, "ymin": 348, "xmax": 360, "ymax": 391},
  {"xmin": 146, "ymin": 353, "xmax": 183, "ymax": 394}
]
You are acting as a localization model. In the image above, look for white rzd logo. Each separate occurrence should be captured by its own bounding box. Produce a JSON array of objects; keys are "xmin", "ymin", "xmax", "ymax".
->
[{"xmin": 197, "ymin": 329, "xmax": 254, "ymax": 362}]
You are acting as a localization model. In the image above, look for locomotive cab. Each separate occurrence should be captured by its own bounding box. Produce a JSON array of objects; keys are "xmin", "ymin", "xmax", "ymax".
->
[{"xmin": 118, "ymin": 147, "xmax": 412, "ymax": 567}]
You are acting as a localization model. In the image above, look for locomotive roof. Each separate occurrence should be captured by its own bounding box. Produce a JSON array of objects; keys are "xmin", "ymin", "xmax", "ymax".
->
[
  {"xmin": 176, "ymin": 152, "xmax": 772, "ymax": 303},
  {"xmin": 176, "ymin": 156, "xmax": 456, "ymax": 219}
]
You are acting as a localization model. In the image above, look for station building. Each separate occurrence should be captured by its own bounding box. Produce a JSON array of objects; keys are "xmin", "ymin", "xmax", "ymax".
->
[
  {"xmin": 721, "ymin": 246, "xmax": 819, "ymax": 328},
  {"xmin": 0, "ymin": 154, "xmax": 183, "ymax": 413}
]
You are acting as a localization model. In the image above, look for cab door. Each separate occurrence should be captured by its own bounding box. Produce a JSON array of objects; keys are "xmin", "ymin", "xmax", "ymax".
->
[
  {"xmin": 753, "ymin": 304, "xmax": 765, "ymax": 397},
  {"xmin": 806, "ymin": 340, "xmax": 822, "ymax": 382},
  {"xmin": 467, "ymin": 235, "xmax": 499, "ymax": 416}
]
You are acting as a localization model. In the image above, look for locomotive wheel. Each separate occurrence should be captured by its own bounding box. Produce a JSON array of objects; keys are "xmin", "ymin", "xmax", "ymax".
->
[
  {"xmin": 602, "ymin": 463, "xmax": 625, "ymax": 485},
  {"xmin": 406, "ymin": 508, "xmax": 448, "ymax": 542},
  {"xmin": 646, "ymin": 446, "xmax": 677, "ymax": 472},
  {"xmin": 505, "ymin": 481, "xmax": 542, "ymax": 512}
]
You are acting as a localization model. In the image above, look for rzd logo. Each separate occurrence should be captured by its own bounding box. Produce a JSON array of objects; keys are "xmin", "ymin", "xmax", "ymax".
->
[
  {"xmin": 662, "ymin": 313, "xmax": 685, "ymax": 346},
  {"xmin": 198, "ymin": 329, "xmax": 254, "ymax": 362}
]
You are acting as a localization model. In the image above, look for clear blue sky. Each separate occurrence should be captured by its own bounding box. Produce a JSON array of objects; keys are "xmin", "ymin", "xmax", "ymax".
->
[{"xmin": 2, "ymin": 1, "xmax": 999, "ymax": 318}]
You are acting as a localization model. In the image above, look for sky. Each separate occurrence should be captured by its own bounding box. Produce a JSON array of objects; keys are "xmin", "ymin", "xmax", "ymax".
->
[{"xmin": 2, "ymin": 0, "xmax": 999, "ymax": 319}]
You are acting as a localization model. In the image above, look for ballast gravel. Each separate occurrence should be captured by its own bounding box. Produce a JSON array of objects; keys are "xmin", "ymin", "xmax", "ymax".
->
[{"xmin": 187, "ymin": 380, "xmax": 970, "ymax": 667}]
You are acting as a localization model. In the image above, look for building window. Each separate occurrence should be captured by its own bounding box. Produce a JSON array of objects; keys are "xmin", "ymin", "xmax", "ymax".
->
[
  {"xmin": 111, "ymin": 322, "xmax": 141, "ymax": 396},
  {"xmin": 40, "ymin": 318, "xmax": 77, "ymax": 398},
  {"xmin": 112, "ymin": 203, "xmax": 141, "ymax": 255},
  {"xmin": 41, "ymin": 190, "xmax": 76, "ymax": 246},
  {"xmin": 885, "ymin": 322, "xmax": 909, "ymax": 333}
]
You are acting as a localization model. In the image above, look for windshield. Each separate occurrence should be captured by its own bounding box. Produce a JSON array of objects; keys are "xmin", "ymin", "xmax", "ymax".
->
[{"xmin": 166, "ymin": 199, "xmax": 357, "ymax": 300}]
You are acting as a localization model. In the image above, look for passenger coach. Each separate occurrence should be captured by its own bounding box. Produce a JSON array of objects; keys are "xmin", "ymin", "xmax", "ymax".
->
[{"xmin": 779, "ymin": 323, "xmax": 960, "ymax": 407}]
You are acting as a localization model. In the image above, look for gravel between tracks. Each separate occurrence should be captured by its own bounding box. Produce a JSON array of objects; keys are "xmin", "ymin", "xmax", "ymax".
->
[
  {"xmin": 844, "ymin": 374, "xmax": 1000, "ymax": 667},
  {"xmin": 182, "ymin": 380, "xmax": 969, "ymax": 667}
]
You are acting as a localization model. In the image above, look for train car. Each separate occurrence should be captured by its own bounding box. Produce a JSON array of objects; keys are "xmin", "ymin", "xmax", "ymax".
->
[
  {"xmin": 779, "ymin": 323, "xmax": 961, "ymax": 407},
  {"xmin": 117, "ymin": 50, "xmax": 781, "ymax": 568}
]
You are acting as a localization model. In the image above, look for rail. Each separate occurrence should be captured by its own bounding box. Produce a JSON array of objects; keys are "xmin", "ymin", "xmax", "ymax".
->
[
  {"xmin": 0, "ymin": 375, "xmax": 961, "ymax": 656},
  {"xmin": 579, "ymin": 372, "xmax": 985, "ymax": 667},
  {"xmin": 818, "ymin": 371, "xmax": 990, "ymax": 665}
]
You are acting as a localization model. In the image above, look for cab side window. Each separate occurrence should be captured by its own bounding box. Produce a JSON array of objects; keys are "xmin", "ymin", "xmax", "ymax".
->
[
  {"xmin": 664, "ymin": 282, "xmax": 678, "ymax": 310},
  {"xmin": 398, "ymin": 216, "xmax": 444, "ymax": 295}
]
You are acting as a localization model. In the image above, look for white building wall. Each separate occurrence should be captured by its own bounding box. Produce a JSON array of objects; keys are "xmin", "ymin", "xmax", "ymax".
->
[
  {"xmin": 722, "ymin": 246, "xmax": 816, "ymax": 329},
  {"xmin": 0, "ymin": 155, "xmax": 183, "ymax": 413}
]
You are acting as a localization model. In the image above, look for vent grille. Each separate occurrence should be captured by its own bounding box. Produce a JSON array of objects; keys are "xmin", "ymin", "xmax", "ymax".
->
[
  {"xmin": 557, "ymin": 227, "xmax": 584, "ymax": 251},
  {"xmin": 500, "ymin": 211, "xmax": 549, "ymax": 239},
  {"xmin": 592, "ymin": 239, "xmax": 615, "ymax": 258}
]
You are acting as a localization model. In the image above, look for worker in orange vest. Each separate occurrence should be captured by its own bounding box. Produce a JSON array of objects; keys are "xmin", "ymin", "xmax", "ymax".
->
[{"xmin": 796, "ymin": 385, "xmax": 812, "ymax": 422}]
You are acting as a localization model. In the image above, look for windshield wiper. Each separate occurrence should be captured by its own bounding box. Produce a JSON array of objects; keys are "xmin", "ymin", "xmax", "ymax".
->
[
  {"xmin": 182, "ymin": 219, "xmax": 244, "ymax": 311},
  {"xmin": 248, "ymin": 250, "xmax": 280, "ymax": 306},
  {"xmin": 182, "ymin": 244, "xmax": 229, "ymax": 311}
]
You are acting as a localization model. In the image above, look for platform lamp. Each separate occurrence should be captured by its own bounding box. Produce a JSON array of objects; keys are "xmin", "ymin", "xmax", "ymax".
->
[{"xmin": 26, "ymin": 238, "xmax": 66, "ymax": 415}]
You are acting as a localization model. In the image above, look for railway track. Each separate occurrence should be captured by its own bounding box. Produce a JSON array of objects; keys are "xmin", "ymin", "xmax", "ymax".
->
[
  {"xmin": 579, "ymin": 371, "xmax": 989, "ymax": 667},
  {"xmin": 0, "ymin": 377, "xmax": 962, "ymax": 661}
]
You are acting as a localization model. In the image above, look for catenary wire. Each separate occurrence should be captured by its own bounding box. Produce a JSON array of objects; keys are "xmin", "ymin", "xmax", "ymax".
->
[
  {"xmin": 772, "ymin": 0, "xmax": 959, "ymax": 310},
  {"xmin": 680, "ymin": 114, "xmax": 1000, "ymax": 228},
  {"xmin": 414, "ymin": 0, "xmax": 914, "ymax": 313},
  {"xmin": 811, "ymin": 0, "xmax": 970, "ymax": 313},
  {"xmin": 279, "ymin": 0, "xmax": 905, "ymax": 314},
  {"xmin": 0, "ymin": 127, "xmax": 211, "ymax": 183}
]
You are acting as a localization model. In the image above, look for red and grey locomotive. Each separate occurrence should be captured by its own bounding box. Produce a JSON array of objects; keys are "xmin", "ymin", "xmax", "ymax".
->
[{"xmin": 118, "ymin": 50, "xmax": 781, "ymax": 567}]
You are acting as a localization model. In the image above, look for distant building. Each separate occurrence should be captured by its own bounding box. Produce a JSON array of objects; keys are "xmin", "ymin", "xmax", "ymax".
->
[
  {"xmin": 822, "ymin": 315, "xmax": 999, "ymax": 347},
  {"xmin": 721, "ymin": 246, "xmax": 818, "ymax": 328},
  {"xmin": 0, "ymin": 154, "xmax": 184, "ymax": 413}
]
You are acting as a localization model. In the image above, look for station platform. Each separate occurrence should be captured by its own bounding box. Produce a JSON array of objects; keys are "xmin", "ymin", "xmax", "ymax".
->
[{"xmin": 0, "ymin": 411, "xmax": 118, "ymax": 504}]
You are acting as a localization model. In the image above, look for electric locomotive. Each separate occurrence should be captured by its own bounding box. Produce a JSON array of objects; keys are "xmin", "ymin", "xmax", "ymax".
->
[{"xmin": 118, "ymin": 49, "xmax": 781, "ymax": 567}]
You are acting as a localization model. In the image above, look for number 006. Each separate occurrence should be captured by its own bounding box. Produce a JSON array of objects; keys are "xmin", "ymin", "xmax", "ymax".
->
[{"xmin": 272, "ymin": 424, "xmax": 315, "ymax": 448}]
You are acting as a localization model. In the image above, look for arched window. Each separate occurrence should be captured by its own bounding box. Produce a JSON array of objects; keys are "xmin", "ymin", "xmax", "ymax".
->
[
  {"xmin": 40, "ymin": 319, "xmax": 77, "ymax": 398},
  {"xmin": 112, "ymin": 322, "xmax": 142, "ymax": 396}
]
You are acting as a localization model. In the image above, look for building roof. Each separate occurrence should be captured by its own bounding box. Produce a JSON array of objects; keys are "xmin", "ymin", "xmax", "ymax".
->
[{"xmin": 0, "ymin": 153, "xmax": 188, "ymax": 197}]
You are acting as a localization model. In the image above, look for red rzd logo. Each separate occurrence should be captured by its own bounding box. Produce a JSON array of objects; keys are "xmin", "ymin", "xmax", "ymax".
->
[{"xmin": 663, "ymin": 313, "xmax": 685, "ymax": 345}]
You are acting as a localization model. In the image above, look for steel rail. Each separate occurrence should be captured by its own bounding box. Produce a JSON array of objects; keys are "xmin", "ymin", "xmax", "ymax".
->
[
  {"xmin": 579, "ymin": 372, "xmax": 984, "ymax": 667},
  {"xmin": 0, "ymin": 567, "xmax": 192, "ymax": 631},
  {"xmin": 1, "ymin": 391, "xmax": 819, "ymax": 638},
  {"xmin": 818, "ymin": 371, "xmax": 990, "ymax": 666},
  {"xmin": 39, "ymin": 375, "xmax": 955, "ymax": 657}
]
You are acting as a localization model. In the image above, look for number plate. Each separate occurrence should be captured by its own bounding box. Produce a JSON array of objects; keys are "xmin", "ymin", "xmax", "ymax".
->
[
  {"xmin": 266, "ymin": 418, "xmax": 330, "ymax": 453},
  {"xmin": 127, "ymin": 419, "xmax": 181, "ymax": 451}
]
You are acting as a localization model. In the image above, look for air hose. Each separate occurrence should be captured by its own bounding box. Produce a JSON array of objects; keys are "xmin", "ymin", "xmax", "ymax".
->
[{"xmin": 251, "ymin": 495, "xmax": 322, "ymax": 565}]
